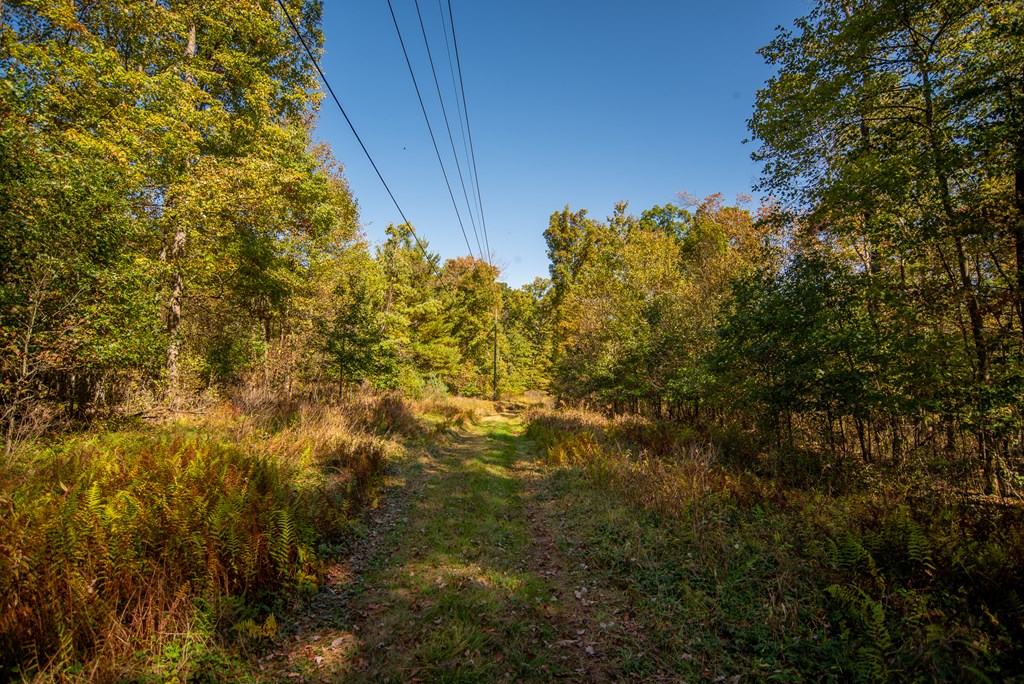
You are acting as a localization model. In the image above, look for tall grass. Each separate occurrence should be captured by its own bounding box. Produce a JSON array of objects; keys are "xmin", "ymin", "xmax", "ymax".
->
[
  {"xmin": 415, "ymin": 396, "xmax": 494, "ymax": 430},
  {"xmin": 525, "ymin": 407, "xmax": 1024, "ymax": 680},
  {"xmin": 0, "ymin": 394, "xmax": 416, "ymax": 682}
]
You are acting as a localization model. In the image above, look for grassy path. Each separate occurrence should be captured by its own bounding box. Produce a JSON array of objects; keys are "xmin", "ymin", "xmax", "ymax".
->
[
  {"xmin": 339, "ymin": 414, "xmax": 597, "ymax": 682},
  {"xmin": 264, "ymin": 412, "xmax": 625, "ymax": 682}
]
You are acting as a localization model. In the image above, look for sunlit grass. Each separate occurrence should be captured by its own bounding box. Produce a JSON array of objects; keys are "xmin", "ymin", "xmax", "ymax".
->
[
  {"xmin": 344, "ymin": 416, "xmax": 566, "ymax": 682},
  {"xmin": 0, "ymin": 396, "xmax": 417, "ymax": 682}
]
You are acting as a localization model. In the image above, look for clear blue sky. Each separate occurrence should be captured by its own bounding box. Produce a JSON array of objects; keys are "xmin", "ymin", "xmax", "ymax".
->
[{"xmin": 315, "ymin": 0, "xmax": 812, "ymax": 287}]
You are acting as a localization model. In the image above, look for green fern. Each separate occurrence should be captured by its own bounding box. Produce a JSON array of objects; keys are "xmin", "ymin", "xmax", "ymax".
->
[
  {"xmin": 828, "ymin": 532, "xmax": 880, "ymax": 585},
  {"xmin": 271, "ymin": 508, "xmax": 296, "ymax": 570},
  {"xmin": 827, "ymin": 583, "xmax": 892, "ymax": 683}
]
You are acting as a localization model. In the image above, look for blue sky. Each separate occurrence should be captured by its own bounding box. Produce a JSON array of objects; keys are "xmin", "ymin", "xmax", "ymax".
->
[{"xmin": 315, "ymin": 0, "xmax": 812, "ymax": 287}]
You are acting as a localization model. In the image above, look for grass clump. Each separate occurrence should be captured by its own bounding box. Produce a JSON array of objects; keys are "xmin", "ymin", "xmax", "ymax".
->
[
  {"xmin": 525, "ymin": 407, "xmax": 1024, "ymax": 681},
  {"xmin": 0, "ymin": 397, "xmax": 413, "ymax": 682},
  {"xmin": 415, "ymin": 396, "xmax": 494, "ymax": 431}
]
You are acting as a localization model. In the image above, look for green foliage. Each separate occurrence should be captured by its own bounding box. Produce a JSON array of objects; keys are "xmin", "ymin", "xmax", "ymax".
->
[
  {"xmin": 0, "ymin": 0, "xmax": 367, "ymax": 435},
  {"xmin": 499, "ymin": 278, "xmax": 553, "ymax": 395},
  {"xmin": 544, "ymin": 196, "xmax": 768, "ymax": 411},
  {"xmin": 826, "ymin": 583, "xmax": 892, "ymax": 683},
  {"xmin": 537, "ymin": 0, "xmax": 1024, "ymax": 495},
  {"xmin": 526, "ymin": 407, "xmax": 1024, "ymax": 681},
  {"xmin": 440, "ymin": 256, "xmax": 501, "ymax": 396},
  {"xmin": 741, "ymin": 0, "xmax": 1024, "ymax": 488},
  {"xmin": 319, "ymin": 266, "xmax": 395, "ymax": 397}
]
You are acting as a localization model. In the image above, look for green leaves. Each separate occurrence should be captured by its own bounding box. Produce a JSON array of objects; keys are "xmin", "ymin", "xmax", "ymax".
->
[
  {"xmin": 545, "ymin": 197, "xmax": 765, "ymax": 410},
  {"xmin": 0, "ymin": 0, "xmax": 368, "ymax": 415}
]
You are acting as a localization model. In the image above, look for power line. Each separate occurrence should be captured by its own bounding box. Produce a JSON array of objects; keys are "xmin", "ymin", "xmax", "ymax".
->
[
  {"xmin": 413, "ymin": 0, "xmax": 484, "ymax": 259},
  {"xmin": 386, "ymin": 0, "xmax": 477, "ymax": 260},
  {"xmin": 275, "ymin": 0, "xmax": 409, "ymax": 230},
  {"xmin": 446, "ymin": 0, "xmax": 491, "ymax": 264},
  {"xmin": 273, "ymin": 0, "xmax": 440, "ymax": 274},
  {"xmin": 437, "ymin": 0, "xmax": 476, "ymax": 243}
]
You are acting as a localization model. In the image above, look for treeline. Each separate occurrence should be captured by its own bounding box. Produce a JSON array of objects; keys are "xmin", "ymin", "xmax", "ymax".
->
[
  {"xmin": 0, "ymin": 1, "xmax": 547, "ymax": 454},
  {"xmin": 541, "ymin": 0, "xmax": 1024, "ymax": 495}
]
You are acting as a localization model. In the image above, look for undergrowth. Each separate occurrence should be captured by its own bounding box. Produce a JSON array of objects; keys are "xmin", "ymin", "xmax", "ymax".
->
[
  {"xmin": 0, "ymin": 393, "xmax": 418, "ymax": 682},
  {"xmin": 525, "ymin": 408, "xmax": 1024, "ymax": 682}
]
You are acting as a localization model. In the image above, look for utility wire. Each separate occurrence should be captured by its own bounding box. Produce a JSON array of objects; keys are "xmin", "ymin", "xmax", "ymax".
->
[
  {"xmin": 413, "ymin": 0, "xmax": 484, "ymax": 259},
  {"xmin": 437, "ymin": 0, "xmax": 476, "ymax": 238},
  {"xmin": 275, "ymin": 0, "xmax": 409, "ymax": 230},
  {"xmin": 274, "ymin": 0, "xmax": 441, "ymax": 275},
  {"xmin": 446, "ymin": 0, "xmax": 491, "ymax": 263},
  {"xmin": 386, "ymin": 0, "xmax": 477, "ymax": 260}
]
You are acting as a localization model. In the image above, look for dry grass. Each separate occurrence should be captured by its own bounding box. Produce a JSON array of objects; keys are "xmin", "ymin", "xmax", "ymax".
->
[
  {"xmin": 0, "ymin": 395, "xmax": 419, "ymax": 682},
  {"xmin": 415, "ymin": 395, "xmax": 494, "ymax": 430}
]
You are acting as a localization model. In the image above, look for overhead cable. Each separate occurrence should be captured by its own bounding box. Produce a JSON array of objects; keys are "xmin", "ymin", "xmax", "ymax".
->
[
  {"xmin": 446, "ymin": 0, "xmax": 491, "ymax": 263},
  {"xmin": 437, "ymin": 0, "xmax": 476, "ymax": 240},
  {"xmin": 274, "ymin": 0, "xmax": 440, "ymax": 270},
  {"xmin": 386, "ymin": 0, "xmax": 477, "ymax": 260},
  {"xmin": 413, "ymin": 0, "xmax": 484, "ymax": 259}
]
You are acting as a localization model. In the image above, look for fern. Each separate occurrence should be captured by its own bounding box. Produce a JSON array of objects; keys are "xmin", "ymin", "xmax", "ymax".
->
[
  {"xmin": 86, "ymin": 481, "xmax": 104, "ymax": 520},
  {"xmin": 233, "ymin": 612, "xmax": 278, "ymax": 640},
  {"xmin": 828, "ymin": 532, "xmax": 881, "ymax": 586},
  {"xmin": 827, "ymin": 583, "xmax": 892, "ymax": 683},
  {"xmin": 901, "ymin": 516, "xmax": 933, "ymax": 572},
  {"xmin": 271, "ymin": 508, "xmax": 296, "ymax": 570},
  {"xmin": 1, "ymin": 405, "xmax": 394, "ymax": 678}
]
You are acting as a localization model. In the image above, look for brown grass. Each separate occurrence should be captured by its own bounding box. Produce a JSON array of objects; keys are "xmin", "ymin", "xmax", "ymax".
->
[
  {"xmin": 415, "ymin": 395, "xmax": 494, "ymax": 430},
  {"xmin": 0, "ymin": 394, "xmax": 418, "ymax": 682}
]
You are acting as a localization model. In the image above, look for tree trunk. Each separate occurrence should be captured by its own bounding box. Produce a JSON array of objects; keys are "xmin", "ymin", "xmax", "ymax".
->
[
  {"xmin": 166, "ymin": 230, "xmax": 184, "ymax": 389},
  {"xmin": 1015, "ymin": 130, "xmax": 1024, "ymax": 343},
  {"xmin": 891, "ymin": 417, "xmax": 903, "ymax": 465},
  {"xmin": 979, "ymin": 430, "xmax": 996, "ymax": 495},
  {"xmin": 856, "ymin": 416, "xmax": 870, "ymax": 463},
  {"xmin": 166, "ymin": 20, "xmax": 196, "ymax": 394}
]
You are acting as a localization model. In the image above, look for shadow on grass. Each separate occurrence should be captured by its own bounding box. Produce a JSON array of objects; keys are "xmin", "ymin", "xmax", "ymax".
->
[{"xmin": 340, "ymin": 419, "xmax": 575, "ymax": 683}]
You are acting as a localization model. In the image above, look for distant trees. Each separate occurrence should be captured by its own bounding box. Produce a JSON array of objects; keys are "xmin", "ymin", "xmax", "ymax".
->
[
  {"xmin": 500, "ymin": 277, "xmax": 553, "ymax": 395},
  {"xmin": 544, "ymin": 195, "xmax": 769, "ymax": 415}
]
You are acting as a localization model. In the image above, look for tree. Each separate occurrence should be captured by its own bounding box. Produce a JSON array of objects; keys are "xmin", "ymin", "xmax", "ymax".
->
[
  {"xmin": 499, "ymin": 278, "xmax": 554, "ymax": 395},
  {"xmin": 0, "ymin": 0, "xmax": 370, "ymax": 428},
  {"xmin": 749, "ymin": 0, "xmax": 1024, "ymax": 488},
  {"xmin": 544, "ymin": 197, "xmax": 765, "ymax": 415},
  {"xmin": 320, "ymin": 271, "xmax": 391, "ymax": 400},
  {"xmin": 375, "ymin": 224, "xmax": 460, "ymax": 396},
  {"xmin": 441, "ymin": 256, "xmax": 501, "ymax": 397}
]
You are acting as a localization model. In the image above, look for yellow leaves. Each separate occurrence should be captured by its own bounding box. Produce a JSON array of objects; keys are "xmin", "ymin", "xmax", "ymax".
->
[{"xmin": 234, "ymin": 612, "xmax": 278, "ymax": 640}]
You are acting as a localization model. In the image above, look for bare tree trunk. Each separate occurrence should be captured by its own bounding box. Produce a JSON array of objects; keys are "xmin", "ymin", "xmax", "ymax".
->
[
  {"xmin": 5, "ymin": 270, "xmax": 48, "ymax": 459},
  {"xmin": 856, "ymin": 416, "xmax": 870, "ymax": 463},
  {"xmin": 891, "ymin": 416, "xmax": 903, "ymax": 465},
  {"xmin": 166, "ymin": 225, "xmax": 185, "ymax": 390},
  {"xmin": 166, "ymin": 20, "xmax": 196, "ymax": 397}
]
